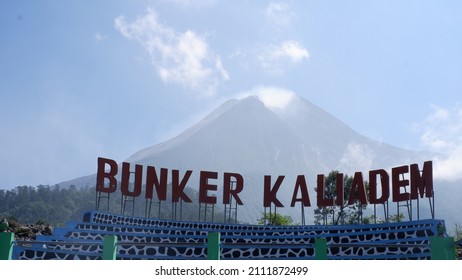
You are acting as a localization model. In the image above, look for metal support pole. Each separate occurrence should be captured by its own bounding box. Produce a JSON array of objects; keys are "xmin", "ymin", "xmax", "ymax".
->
[
  {"xmin": 0, "ymin": 232, "xmax": 14, "ymax": 260},
  {"xmin": 207, "ymin": 232, "xmax": 220, "ymax": 260},
  {"xmin": 315, "ymin": 238, "xmax": 327, "ymax": 260},
  {"xmin": 102, "ymin": 235, "xmax": 117, "ymax": 260}
]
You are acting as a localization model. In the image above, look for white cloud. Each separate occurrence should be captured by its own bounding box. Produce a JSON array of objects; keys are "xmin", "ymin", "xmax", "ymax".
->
[
  {"xmin": 266, "ymin": 2, "xmax": 295, "ymax": 27},
  {"xmin": 236, "ymin": 86, "xmax": 296, "ymax": 111},
  {"xmin": 114, "ymin": 8, "xmax": 228, "ymax": 96},
  {"xmin": 94, "ymin": 33, "xmax": 107, "ymax": 41},
  {"xmin": 278, "ymin": 40, "xmax": 310, "ymax": 62},
  {"xmin": 418, "ymin": 104, "xmax": 462, "ymax": 181},
  {"xmin": 215, "ymin": 55, "xmax": 230, "ymax": 81},
  {"xmin": 420, "ymin": 104, "xmax": 462, "ymax": 153},
  {"xmin": 338, "ymin": 143, "xmax": 375, "ymax": 174},
  {"xmin": 258, "ymin": 40, "xmax": 310, "ymax": 74}
]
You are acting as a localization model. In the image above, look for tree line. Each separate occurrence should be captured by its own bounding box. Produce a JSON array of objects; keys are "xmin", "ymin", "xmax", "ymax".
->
[
  {"xmin": 0, "ymin": 185, "xmax": 95, "ymax": 226},
  {"xmin": 0, "ymin": 170, "xmax": 429, "ymax": 227},
  {"xmin": 0, "ymin": 184, "xmax": 234, "ymax": 226}
]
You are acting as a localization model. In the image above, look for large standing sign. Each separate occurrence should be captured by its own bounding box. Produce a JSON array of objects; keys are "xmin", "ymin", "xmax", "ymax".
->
[{"xmin": 96, "ymin": 157, "xmax": 433, "ymax": 208}]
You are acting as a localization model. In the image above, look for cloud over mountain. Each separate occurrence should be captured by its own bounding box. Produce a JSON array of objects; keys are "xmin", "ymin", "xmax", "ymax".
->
[
  {"xmin": 418, "ymin": 104, "xmax": 462, "ymax": 181},
  {"xmin": 115, "ymin": 8, "xmax": 228, "ymax": 96},
  {"xmin": 257, "ymin": 41, "xmax": 310, "ymax": 74}
]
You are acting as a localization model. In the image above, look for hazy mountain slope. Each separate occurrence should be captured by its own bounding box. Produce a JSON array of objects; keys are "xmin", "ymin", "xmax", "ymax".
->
[
  {"xmin": 60, "ymin": 94, "xmax": 439, "ymax": 224},
  {"xmin": 127, "ymin": 96, "xmax": 307, "ymax": 174}
]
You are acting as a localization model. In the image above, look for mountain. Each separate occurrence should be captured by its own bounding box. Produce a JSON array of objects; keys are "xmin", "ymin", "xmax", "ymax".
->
[
  {"xmin": 128, "ymin": 94, "xmax": 425, "ymax": 174},
  {"xmin": 61, "ymin": 94, "xmax": 445, "ymax": 225}
]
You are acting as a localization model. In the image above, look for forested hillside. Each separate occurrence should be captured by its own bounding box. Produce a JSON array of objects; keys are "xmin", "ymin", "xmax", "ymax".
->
[
  {"xmin": 0, "ymin": 184, "xmax": 234, "ymax": 226},
  {"xmin": 0, "ymin": 185, "xmax": 94, "ymax": 225}
]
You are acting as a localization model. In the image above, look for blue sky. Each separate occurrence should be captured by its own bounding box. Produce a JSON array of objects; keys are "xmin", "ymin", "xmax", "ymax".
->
[{"xmin": 1, "ymin": 0, "xmax": 462, "ymax": 188}]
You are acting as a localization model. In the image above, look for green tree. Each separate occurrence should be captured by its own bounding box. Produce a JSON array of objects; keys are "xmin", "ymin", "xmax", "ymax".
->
[
  {"xmin": 388, "ymin": 213, "xmax": 405, "ymax": 223},
  {"xmin": 454, "ymin": 224, "xmax": 462, "ymax": 240},
  {"xmin": 258, "ymin": 212, "xmax": 293, "ymax": 226},
  {"xmin": 0, "ymin": 185, "xmax": 95, "ymax": 226},
  {"xmin": 314, "ymin": 170, "xmax": 369, "ymax": 225},
  {"xmin": 0, "ymin": 183, "xmax": 237, "ymax": 226}
]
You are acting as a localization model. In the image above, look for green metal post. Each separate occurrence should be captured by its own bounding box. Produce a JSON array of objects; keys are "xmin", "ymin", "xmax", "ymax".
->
[
  {"xmin": 430, "ymin": 236, "xmax": 456, "ymax": 260},
  {"xmin": 102, "ymin": 235, "xmax": 117, "ymax": 260},
  {"xmin": 0, "ymin": 232, "xmax": 14, "ymax": 260},
  {"xmin": 207, "ymin": 232, "xmax": 220, "ymax": 260},
  {"xmin": 315, "ymin": 238, "xmax": 327, "ymax": 260}
]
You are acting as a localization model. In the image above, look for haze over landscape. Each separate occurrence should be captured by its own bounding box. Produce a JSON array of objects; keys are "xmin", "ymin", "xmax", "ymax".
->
[
  {"xmin": 61, "ymin": 92, "xmax": 457, "ymax": 227},
  {"xmin": 1, "ymin": 1, "xmax": 462, "ymax": 228}
]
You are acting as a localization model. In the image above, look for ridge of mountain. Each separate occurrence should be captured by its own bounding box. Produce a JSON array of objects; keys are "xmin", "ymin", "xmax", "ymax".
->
[
  {"xmin": 59, "ymin": 94, "xmax": 434, "ymax": 224},
  {"xmin": 127, "ymin": 96, "xmax": 308, "ymax": 174}
]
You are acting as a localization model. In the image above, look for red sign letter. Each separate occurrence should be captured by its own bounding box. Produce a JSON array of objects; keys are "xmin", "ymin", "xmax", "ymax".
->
[
  {"xmin": 290, "ymin": 175, "xmax": 311, "ymax": 207},
  {"xmin": 199, "ymin": 171, "xmax": 218, "ymax": 204},
  {"xmin": 263, "ymin": 175, "xmax": 284, "ymax": 207},
  {"xmin": 172, "ymin": 169, "xmax": 193, "ymax": 203},
  {"xmin": 145, "ymin": 166, "xmax": 168, "ymax": 201},
  {"xmin": 410, "ymin": 161, "xmax": 433, "ymax": 199},
  {"xmin": 96, "ymin": 157, "xmax": 118, "ymax": 193},
  {"xmin": 392, "ymin": 165, "xmax": 410, "ymax": 202},
  {"xmin": 120, "ymin": 162, "xmax": 143, "ymax": 197},
  {"xmin": 317, "ymin": 174, "xmax": 334, "ymax": 207},
  {"xmin": 223, "ymin": 172, "xmax": 244, "ymax": 205},
  {"xmin": 348, "ymin": 171, "xmax": 368, "ymax": 205},
  {"xmin": 369, "ymin": 169, "xmax": 389, "ymax": 204},
  {"xmin": 335, "ymin": 173, "xmax": 344, "ymax": 207}
]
